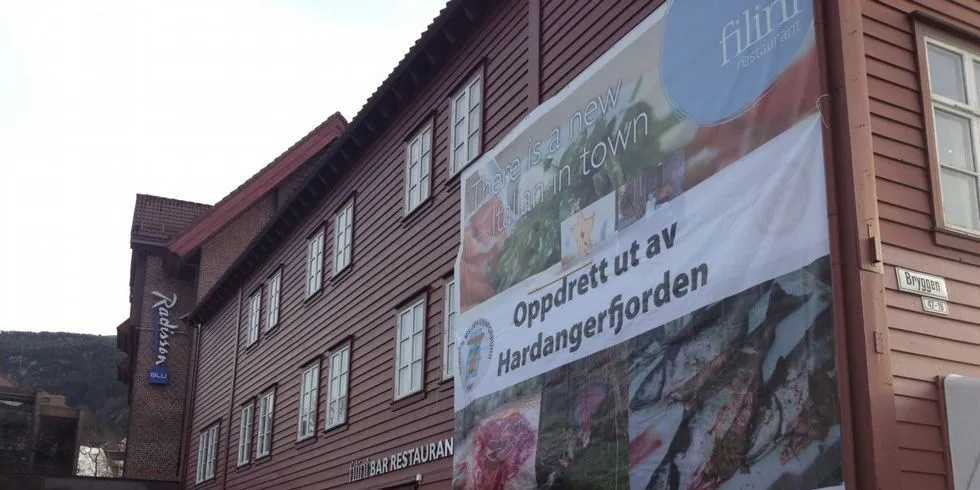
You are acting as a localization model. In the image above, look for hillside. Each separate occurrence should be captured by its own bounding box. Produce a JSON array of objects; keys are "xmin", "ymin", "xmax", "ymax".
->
[{"xmin": 0, "ymin": 331, "xmax": 129, "ymax": 445}]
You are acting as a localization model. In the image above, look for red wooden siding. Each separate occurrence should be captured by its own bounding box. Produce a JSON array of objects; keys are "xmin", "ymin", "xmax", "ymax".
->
[
  {"xmin": 863, "ymin": 1, "xmax": 980, "ymax": 489},
  {"xmin": 184, "ymin": 0, "xmax": 536, "ymax": 488}
]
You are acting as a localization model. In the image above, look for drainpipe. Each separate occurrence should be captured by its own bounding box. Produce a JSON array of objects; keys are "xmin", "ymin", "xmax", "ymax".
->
[
  {"xmin": 221, "ymin": 288, "xmax": 243, "ymax": 490},
  {"xmin": 177, "ymin": 318, "xmax": 202, "ymax": 485}
]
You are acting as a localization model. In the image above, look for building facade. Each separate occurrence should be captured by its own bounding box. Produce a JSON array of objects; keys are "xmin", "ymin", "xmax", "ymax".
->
[
  {"xmin": 117, "ymin": 194, "xmax": 212, "ymax": 481},
  {"xmin": 165, "ymin": 1, "xmax": 980, "ymax": 490},
  {"xmin": 116, "ymin": 116, "xmax": 346, "ymax": 481},
  {"xmin": 0, "ymin": 380, "xmax": 83, "ymax": 477}
]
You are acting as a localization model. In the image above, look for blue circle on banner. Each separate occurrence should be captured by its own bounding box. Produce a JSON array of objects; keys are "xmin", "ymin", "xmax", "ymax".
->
[{"xmin": 659, "ymin": 0, "xmax": 813, "ymax": 125}]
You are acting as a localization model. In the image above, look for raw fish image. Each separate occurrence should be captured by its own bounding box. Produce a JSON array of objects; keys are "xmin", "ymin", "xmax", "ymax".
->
[{"xmin": 627, "ymin": 257, "xmax": 842, "ymax": 490}]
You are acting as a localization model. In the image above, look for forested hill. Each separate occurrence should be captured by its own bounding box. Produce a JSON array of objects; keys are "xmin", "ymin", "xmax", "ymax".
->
[{"xmin": 0, "ymin": 331, "xmax": 129, "ymax": 444}]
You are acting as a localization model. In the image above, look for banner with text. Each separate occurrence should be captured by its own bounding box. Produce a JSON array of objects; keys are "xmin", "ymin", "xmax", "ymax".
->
[{"xmin": 453, "ymin": 1, "xmax": 842, "ymax": 489}]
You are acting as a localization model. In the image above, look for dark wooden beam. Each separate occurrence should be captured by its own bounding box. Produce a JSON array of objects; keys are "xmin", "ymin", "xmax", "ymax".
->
[
  {"xmin": 407, "ymin": 68, "xmax": 420, "ymax": 84},
  {"xmin": 442, "ymin": 27, "xmax": 456, "ymax": 44},
  {"xmin": 462, "ymin": 6, "xmax": 475, "ymax": 21},
  {"xmin": 391, "ymin": 86, "xmax": 404, "ymax": 101}
]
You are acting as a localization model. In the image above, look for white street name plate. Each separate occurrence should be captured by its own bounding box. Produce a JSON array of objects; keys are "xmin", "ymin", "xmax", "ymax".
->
[{"xmin": 895, "ymin": 267, "xmax": 949, "ymax": 299}]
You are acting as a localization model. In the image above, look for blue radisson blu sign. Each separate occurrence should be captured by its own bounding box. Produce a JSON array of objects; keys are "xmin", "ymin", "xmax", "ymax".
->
[{"xmin": 148, "ymin": 291, "xmax": 177, "ymax": 385}]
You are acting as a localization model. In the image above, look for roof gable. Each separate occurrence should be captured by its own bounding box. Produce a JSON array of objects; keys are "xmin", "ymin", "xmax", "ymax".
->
[{"xmin": 169, "ymin": 112, "xmax": 347, "ymax": 258}]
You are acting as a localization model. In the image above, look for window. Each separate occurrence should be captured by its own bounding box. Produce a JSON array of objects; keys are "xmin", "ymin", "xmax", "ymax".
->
[
  {"xmin": 334, "ymin": 201, "xmax": 354, "ymax": 275},
  {"xmin": 247, "ymin": 291, "xmax": 261, "ymax": 346},
  {"xmin": 297, "ymin": 364, "xmax": 319, "ymax": 440},
  {"xmin": 443, "ymin": 280, "xmax": 457, "ymax": 379},
  {"xmin": 326, "ymin": 346, "xmax": 350, "ymax": 429},
  {"xmin": 405, "ymin": 125, "xmax": 433, "ymax": 213},
  {"xmin": 195, "ymin": 424, "xmax": 219, "ymax": 484},
  {"xmin": 450, "ymin": 73, "xmax": 483, "ymax": 174},
  {"xmin": 267, "ymin": 270, "xmax": 281, "ymax": 329},
  {"xmin": 394, "ymin": 297, "xmax": 426, "ymax": 399},
  {"xmin": 256, "ymin": 392, "xmax": 274, "ymax": 457},
  {"xmin": 923, "ymin": 35, "xmax": 980, "ymax": 234},
  {"xmin": 307, "ymin": 229, "xmax": 324, "ymax": 296},
  {"xmin": 237, "ymin": 404, "xmax": 253, "ymax": 466}
]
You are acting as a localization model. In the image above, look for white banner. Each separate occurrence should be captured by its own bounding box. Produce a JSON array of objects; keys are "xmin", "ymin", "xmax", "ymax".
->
[{"xmin": 454, "ymin": 114, "xmax": 827, "ymax": 408}]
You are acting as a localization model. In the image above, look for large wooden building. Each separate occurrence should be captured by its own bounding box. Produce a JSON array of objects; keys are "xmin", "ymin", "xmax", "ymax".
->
[{"xmin": 115, "ymin": 0, "xmax": 980, "ymax": 489}]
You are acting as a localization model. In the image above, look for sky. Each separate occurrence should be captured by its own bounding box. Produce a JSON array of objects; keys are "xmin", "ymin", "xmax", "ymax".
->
[{"xmin": 0, "ymin": 0, "xmax": 447, "ymax": 336}]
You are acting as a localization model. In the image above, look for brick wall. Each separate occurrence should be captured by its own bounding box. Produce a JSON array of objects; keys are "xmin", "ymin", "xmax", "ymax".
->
[
  {"xmin": 197, "ymin": 195, "xmax": 278, "ymax": 302},
  {"xmin": 124, "ymin": 253, "xmax": 195, "ymax": 481}
]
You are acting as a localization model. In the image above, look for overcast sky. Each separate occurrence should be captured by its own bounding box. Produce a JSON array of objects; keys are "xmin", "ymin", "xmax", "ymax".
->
[{"xmin": 0, "ymin": 0, "xmax": 447, "ymax": 336}]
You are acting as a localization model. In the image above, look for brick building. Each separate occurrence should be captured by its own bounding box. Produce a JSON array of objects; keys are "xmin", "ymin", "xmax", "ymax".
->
[
  {"xmin": 116, "ymin": 115, "xmax": 346, "ymax": 482},
  {"xmin": 116, "ymin": 194, "xmax": 211, "ymax": 481}
]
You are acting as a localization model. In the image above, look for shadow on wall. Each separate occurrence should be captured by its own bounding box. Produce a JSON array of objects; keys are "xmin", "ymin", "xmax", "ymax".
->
[{"xmin": 0, "ymin": 475, "xmax": 179, "ymax": 490}]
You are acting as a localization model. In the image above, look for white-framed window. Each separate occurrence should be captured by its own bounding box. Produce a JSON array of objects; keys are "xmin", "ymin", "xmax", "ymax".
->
[
  {"xmin": 325, "ymin": 346, "xmax": 350, "ymax": 429},
  {"xmin": 267, "ymin": 270, "xmax": 282, "ymax": 329},
  {"xmin": 247, "ymin": 291, "xmax": 261, "ymax": 346},
  {"xmin": 450, "ymin": 73, "xmax": 483, "ymax": 174},
  {"xmin": 333, "ymin": 201, "xmax": 354, "ymax": 275},
  {"xmin": 405, "ymin": 125, "xmax": 433, "ymax": 213},
  {"xmin": 256, "ymin": 391, "xmax": 274, "ymax": 458},
  {"xmin": 195, "ymin": 423, "xmax": 219, "ymax": 484},
  {"xmin": 924, "ymin": 36, "xmax": 980, "ymax": 234},
  {"xmin": 307, "ymin": 229, "xmax": 325, "ymax": 296},
  {"xmin": 443, "ymin": 280, "xmax": 457, "ymax": 380},
  {"xmin": 297, "ymin": 364, "xmax": 319, "ymax": 440},
  {"xmin": 237, "ymin": 404, "xmax": 253, "ymax": 466},
  {"xmin": 394, "ymin": 297, "xmax": 426, "ymax": 399}
]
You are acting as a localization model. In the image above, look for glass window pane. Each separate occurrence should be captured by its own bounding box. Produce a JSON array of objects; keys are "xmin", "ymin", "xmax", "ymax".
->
[
  {"xmin": 399, "ymin": 313, "xmax": 411, "ymax": 339},
  {"xmin": 934, "ymin": 109, "xmax": 977, "ymax": 171},
  {"xmin": 941, "ymin": 168, "xmax": 980, "ymax": 231},
  {"xmin": 928, "ymin": 44, "xmax": 967, "ymax": 103},
  {"xmin": 399, "ymin": 366, "xmax": 411, "ymax": 393},
  {"xmin": 468, "ymin": 106, "xmax": 480, "ymax": 133},
  {"xmin": 413, "ymin": 304, "xmax": 424, "ymax": 333},
  {"xmin": 974, "ymin": 61, "xmax": 980, "ymax": 106},
  {"xmin": 469, "ymin": 78, "xmax": 481, "ymax": 106},
  {"xmin": 468, "ymin": 133, "xmax": 480, "ymax": 159},
  {"xmin": 454, "ymin": 94, "xmax": 467, "ymax": 121},
  {"xmin": 412, "ymin": 332, "xmax": 423, "ymax": 360},
  {"xmin": 400, "ymin": 339, "xmax": 412, "ymax": 367}
]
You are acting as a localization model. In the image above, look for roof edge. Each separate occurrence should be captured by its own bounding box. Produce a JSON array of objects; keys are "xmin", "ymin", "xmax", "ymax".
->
[{"xmin": 170, "ymin": 112, "xmax": 348, "ymax": 257}]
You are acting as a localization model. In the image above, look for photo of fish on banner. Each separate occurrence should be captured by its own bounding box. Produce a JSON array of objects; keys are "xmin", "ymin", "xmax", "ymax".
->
[{"xmin": 626, "ymin": 257, "xmax": 844, "ymax": 490}]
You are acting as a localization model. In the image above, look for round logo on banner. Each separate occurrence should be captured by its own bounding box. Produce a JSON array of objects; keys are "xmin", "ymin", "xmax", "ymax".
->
[
  {"xmin": 659, "ymin": 0, "xmax": 813, "ymax": 125},
  {"xmin": 459, "ymin": 318, "xmax": 495, "ymax": 392}
]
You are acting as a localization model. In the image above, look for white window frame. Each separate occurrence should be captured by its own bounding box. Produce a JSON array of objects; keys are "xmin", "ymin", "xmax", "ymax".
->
[
  {"xmin": 405, "ymin": 124, "xmax": 433, "ymax": 213},
  {"xmin": 247, "ymin": 291, "xmax": 261, "ymax": 346},
  {"xmin": 256, "ymin": 391, "xmax": 274, "ymax": 458},
  {"xmin": 443, "ymin": 280, "xmax": 457, "ymax": 380},
  {"xmin": 297, "ymin": 364, "xmax": 319, "ymax": 441},
  {"xmin": 237, "ymin": 404, "xmax": 253, "ymax": 466},
  {"xmin": 923, "ymin": 35, "xmax": 980, "ymax": 235},
  {"xmin": 325, "ymin": 345, "xmax": 350, "ymax": 429},
  {"xmin": 450, "ymin": 72, "xmax": 483, "ymax": 175},
  {"xmin": 196, "ymin": 423, "xmax": 218, "ymax": 484},
  {"xmin": 333, "ymin": 201, "xmax": 354, "ymax": 275},
  {"xmin": 307, "ymin": 229, "xmax": 325, "ymax": 297},
  {"xmin": 267, "ymin": 270, "xmax": 282, "ymax": 329},
  {"xmin": 394, "ymin": 297, "xmax": 426, "ymax": 400}
]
